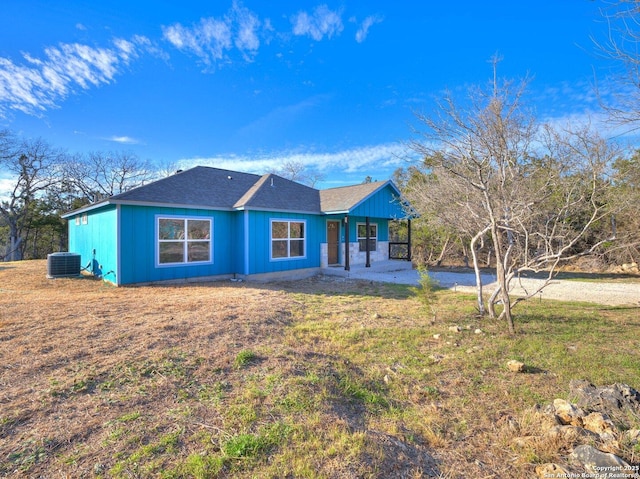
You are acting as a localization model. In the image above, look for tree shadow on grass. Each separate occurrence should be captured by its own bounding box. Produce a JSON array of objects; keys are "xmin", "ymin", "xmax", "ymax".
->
[
  {"xmin": 523, "ymin": 365, "xmax": 548, "ymax": 374},
  {"xmin": 320, "ymin": 358, "xmax": 441, "ymax": 477}
]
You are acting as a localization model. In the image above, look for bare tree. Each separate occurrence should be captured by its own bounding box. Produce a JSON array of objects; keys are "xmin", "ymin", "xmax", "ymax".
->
[
  {"xmin": 64, "ymin": 151, "xmax": 156, "ymax": 202},
  {"xmin": 594, "ymin": 1, "xmax": 640, "ymax": 128},
  {"xmin": 271, "ymin": 160, "xmax": 325, "ymax": 187},
  {"xmin": 0, "ymin": 134, "xmax": 66, "ymax": 261},
  {"xmin": 604, "ymin": 151, "xmax": 640, "ymax": 266},
  {"xmin": 402, "ymin": 167, "xmax": 489, "ymax": 314},
  {"xmin": 406, "ymin": 72, "xmax": 620, "ymax": 333},
  {"xmin": 155, "ymin": 159, "xmax": 182, "ymax": 178},
  {"xmin": 591, "ymin": 2, "xmax": 640, "ymax": 265}
]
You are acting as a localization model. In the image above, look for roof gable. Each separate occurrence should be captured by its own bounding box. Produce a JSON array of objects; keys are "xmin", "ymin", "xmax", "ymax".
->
[
  {"xmin": 320, "ymin": 181, "xmax": 400, "ymax": 213},
  {"xmin": 234, "ymin": 174, "xmax": 321, "ymax": 212}
]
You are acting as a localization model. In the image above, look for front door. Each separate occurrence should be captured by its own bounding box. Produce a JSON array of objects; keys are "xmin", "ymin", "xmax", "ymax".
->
[{"xmin": 327, "ymin": 221, "xmax": 340, "ymax": 265}]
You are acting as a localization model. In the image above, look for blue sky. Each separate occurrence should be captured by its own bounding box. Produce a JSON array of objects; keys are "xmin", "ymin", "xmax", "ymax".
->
[{"xmin": 0, "ymin": 1, "xmax": 619, "ymax": 187}]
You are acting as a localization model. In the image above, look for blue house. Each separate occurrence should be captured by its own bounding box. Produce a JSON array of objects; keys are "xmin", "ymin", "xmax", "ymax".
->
[{"xmin": 62, "ymin": 166, "xmax": 413, "ymax": 285}]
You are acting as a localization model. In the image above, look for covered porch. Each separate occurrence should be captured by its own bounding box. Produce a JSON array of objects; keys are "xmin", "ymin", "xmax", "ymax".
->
[
  {"xmin": 322, "ymin": 216, "xmax": 413, "ymax": 270},
  {"xmin": 318, "ymin": 179, "xmax": 416, "ymax": 272}
]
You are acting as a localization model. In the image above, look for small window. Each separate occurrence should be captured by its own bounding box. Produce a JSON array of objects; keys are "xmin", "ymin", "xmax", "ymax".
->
[
  {"xmin": 157, "ymin": 216, "xmax": 212, "ymax": 265},
  {"xmin": 357, "ymin": 223, "xmax": 377, "ymax": 252},
  {"xmin": 271, "ymin": 220, "xmax": 306, "ymax": 260},
  {"xmin": 75, "ymin": 216, "xmax": 80, "ymax": 226},
  {"xmin": 81, "ymin": 213, "xmax": 88, "ymax": 225}
]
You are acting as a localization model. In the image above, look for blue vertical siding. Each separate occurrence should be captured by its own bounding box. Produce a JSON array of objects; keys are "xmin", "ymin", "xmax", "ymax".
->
[
  {"xmin": 67, "ymin": 205, "xmax": 118, "ymax": 282},
  {"xmin": 235, "ymin": 211, "xmax": 247, "ymax": 275},
  {"xmin": 350, "ymin": 184, "xmax": 407, "ymax": 219},
  {"xmin": 65, "ymin": 182, "xmax": 409, "ymax": 284},
  {"xmin": 118, "ymin": 205, "xmax": 236, "ymax": 284},
  {"xmin": 245, "ymin": 210, "xmax": 323, "ymax": 274}
]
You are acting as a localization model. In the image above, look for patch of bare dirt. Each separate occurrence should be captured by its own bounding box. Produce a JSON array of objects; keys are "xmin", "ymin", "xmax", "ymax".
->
[{"xmin": 0, "ymin": 261, "xmax": 297, "ymax": 476}]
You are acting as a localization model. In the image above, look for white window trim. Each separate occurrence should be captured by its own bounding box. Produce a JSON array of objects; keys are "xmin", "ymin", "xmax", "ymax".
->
[
  {"xmin": 357, "ymin": 222, "xmax": 378, "ymax": 252},
  {"xmin": 155, "ymin": 215, "xmax": 213, "ymax": 267},
  {"xmin": 270, "ymin": 219, "xmax": 307, "ymax": 261},
  {"xmin": 81, "ymin": 213, "xmax": 88, "ymax": 225}
]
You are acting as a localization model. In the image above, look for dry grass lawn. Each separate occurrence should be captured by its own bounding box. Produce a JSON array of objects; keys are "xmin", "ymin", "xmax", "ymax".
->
[{"xmin": 1, "ymin": 260, "xmax": 639, "ymax": 478}]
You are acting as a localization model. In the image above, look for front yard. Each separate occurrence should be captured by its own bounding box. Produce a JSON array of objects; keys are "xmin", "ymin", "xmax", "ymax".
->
[{"xmin": 1, "ymin": 260, "xmax": 639, "ymax": 478}]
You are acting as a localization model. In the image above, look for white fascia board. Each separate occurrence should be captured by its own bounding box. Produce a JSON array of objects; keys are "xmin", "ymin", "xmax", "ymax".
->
[
  {"xmin": 234, "ymin": 206, "xmax": 322, "ymax": 215},
  {"xmin": 61, "ymin": 200, "xmax": 112, "ymax": 218},
  {"xmin": 322, "ymin": 210, "xmax": 350, "ymax": 215}
]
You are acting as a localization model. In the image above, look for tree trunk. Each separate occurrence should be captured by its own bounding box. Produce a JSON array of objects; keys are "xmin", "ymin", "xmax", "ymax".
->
[
  {"xmin": 495, "ymin": 255, "xmax": 515, "ymax": 334},
  {"xmin": 462, "ymin": 242, "xmax": 470, "ymax": 268},
  {"xmin": 435, "ymin": 235, "xmax": 450, "ymax": 267},
  {"xmin": 9, "ymin": 235, "xmax": 23, "ymax": 261},
  {"xmin": 487, "ymin": 286, "xmax": 499, "ymax": 318},
  {"xmin": 471, "ymin": 227, "xmax": 490, "ymax": 316},
  {"xmin": 490, "ymin": 223, "xmax": 515, "ymax": 334},
  {"xmin": 32, "ymin": 229, "xmax": 39, "ymax": 259}
]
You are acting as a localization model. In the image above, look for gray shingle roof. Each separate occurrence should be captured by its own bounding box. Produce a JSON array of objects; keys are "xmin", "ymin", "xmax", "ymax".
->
[
  {"xmin": 234, "ymin": 173, "xmax": 321, "ymax": 212},
  {"xmin": 108, "ymin": 166, "xmax": 262, "ymax": 209},
  {"xmin": 63, "ymin": 166, "xmax": 403, "ymax": 216},
  {"xmin": 319, "ymin": 180, "xmax": 394, "ymax": 213}
]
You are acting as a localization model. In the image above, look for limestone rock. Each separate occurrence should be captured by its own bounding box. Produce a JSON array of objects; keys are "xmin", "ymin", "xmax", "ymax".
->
[
  {"xmin": 569, "ymin": 380, "xmax": 640, "ymax": 428},
  {"xmin": 570, "ymin": 444, "xmax": 631, "ymax": 474},
  {"xmin": 448, "ymin": 325, "xmax": 461, "ymax": 333},
  {"xmin": 543, "ymin": 425, "xmax": 599, "ymax": 444},
  {"xmin": 535, "ymin": 408, "xmax": 561, "ymax": 432},
  {"xmin": 507, "ymin": 359, "xmax": 525, "ymax": 373},
  {"xmin": 511, "ymin": 383, "xmax": 640, "ymax": 474},
  {"xmin": 553, "ymin": 399, "xmax": 585, "ymax": 427},
  {"xmin": 583, "ymin": 411, "xmax": 616, "ymax": 439}
]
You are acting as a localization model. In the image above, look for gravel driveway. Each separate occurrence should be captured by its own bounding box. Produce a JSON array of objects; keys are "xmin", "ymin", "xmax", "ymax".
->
[
  {"xmin": 325, "ymin": 262, "xmax": 640, "ymax": 307},
  {"xmin": 453, "ymin": 275, "xmax": 640, "ymax": 307}
]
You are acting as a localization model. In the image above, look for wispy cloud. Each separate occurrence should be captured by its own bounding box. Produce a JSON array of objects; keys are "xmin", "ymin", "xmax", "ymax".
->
[
  {"xmin": 354, "ymin": 15, "xmax": 383, "ymax": 43},
  {"xmin": 107, "ymin": 135, "xmax": 141, "ymax": 144},
  {"xmin": 0, "ymin": 36, "xmax": 151, "ymax": 117},
  {"xmin": 291, "ymin": 5, "xmax": 344, "ymax": 41},
  {"xmin": 162, "ymin": 1, "xmax": 263, "ymax": 67},
  {"xmin": 177, "ymin": 142, "xmax": 413, "ymax": 184},
  {"xmin": 0, "ymin": 2, "xmax": 380, "ymax": 118},
  {"xmin": 162, "ymin": 19, "xmax": 231, "ymax": 64},
  {"xmin": 232, "ymin": 2, "xmax": 263, "ymax": 58}
]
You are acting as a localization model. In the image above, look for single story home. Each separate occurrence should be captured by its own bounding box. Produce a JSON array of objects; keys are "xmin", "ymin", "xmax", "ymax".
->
[{"xmin": 62, "ymin": 166, "xmax": 415, "ymax": 285}]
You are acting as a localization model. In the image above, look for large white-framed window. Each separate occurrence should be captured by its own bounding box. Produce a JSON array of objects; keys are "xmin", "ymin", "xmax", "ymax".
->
[
  {"xmin": 157, "ymin": 216, "xmax": 213, "ymax": 266},
  {"xmin": 271, "ymin": 219, "xmax": 306, "ymax": 260},
  {"xmin": 357, "ymin": 223, "xmax": 377, "ymax": 252}
]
